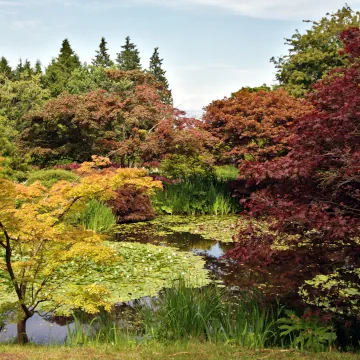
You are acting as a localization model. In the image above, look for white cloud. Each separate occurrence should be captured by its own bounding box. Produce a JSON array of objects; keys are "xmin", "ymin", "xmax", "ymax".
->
[
  {"xmin": 1, "ymin": 0, "xmax": 360, "ymax": 19},
  {"xmin": 135, "ymin": 0, "xmax": 360, "ymax": 20}
]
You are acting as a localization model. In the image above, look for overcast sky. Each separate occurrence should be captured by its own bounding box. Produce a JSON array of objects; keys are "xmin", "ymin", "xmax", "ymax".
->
[{"xmin": 1, "ymin": 0, "xmax": 360, "ymax": 115}]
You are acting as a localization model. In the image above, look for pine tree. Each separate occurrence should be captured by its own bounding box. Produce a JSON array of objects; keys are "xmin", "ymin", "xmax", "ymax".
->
[
  {"xmin": 57, "ymin": 38, "xmax": 81, "ymax": 71},
  {"xmin": 13, "ymin": 58, "xmax": 24, "ymax": 80},
  {"xmin": 23, "ymin": 59, "xmax": 33, "ymax": 78},
  {"xmin": 0, "ymin": 57, "xmax": 12, "ymax": 78},
  {"xmin": 45, "ymin": 39, "xmax": 81, "ymax": 96},
  {"xmin": 116, "ymin": 36, "xmax": 141, "ymax": 70},
  {"xmin": 34, "ymin": 60, "xmax": 42, "ymax": 75},
  {"xmin": 149, "ymin": 47, "xmax": 172, "ymax": 104},
  {"xmin": 92, "ymin": 37, "xmax": 114, "ymax": 68}
]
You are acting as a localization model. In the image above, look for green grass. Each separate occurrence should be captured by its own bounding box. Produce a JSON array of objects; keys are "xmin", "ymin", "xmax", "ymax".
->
[
  {"xmin": 79, "ymin": 200, "xmax": 116, "ymax": 233},
  {"xmin": 0, "ymin": 343, "xmax": 358, "ymax": 360}
]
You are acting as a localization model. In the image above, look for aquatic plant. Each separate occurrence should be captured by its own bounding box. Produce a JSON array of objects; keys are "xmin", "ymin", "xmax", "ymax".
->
[
  {"xmin": 79, "ymin": 199, "xmax": 117, "ymax": 233},
  {"xmin": 140, "ymin": 279, "xmax": 279, "ymax": 348},
  {"xmin": 153, "ymin": 179, "xmax": 239, "ymax": 216}
]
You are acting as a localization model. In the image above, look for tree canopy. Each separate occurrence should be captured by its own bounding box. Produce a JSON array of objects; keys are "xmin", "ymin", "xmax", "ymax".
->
[{"xmin": 271, "ymin": 6, "xmax": 360, "ymax": 97}]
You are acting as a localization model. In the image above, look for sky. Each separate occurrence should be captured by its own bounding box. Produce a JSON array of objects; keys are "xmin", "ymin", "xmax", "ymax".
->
[{"xmin": 1, "ymin": 0, "xmax": 360, "ymax": 115}]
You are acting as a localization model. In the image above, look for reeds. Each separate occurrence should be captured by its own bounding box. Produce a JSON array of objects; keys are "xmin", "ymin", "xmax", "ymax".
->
[{"xmin": 79, "ymin": 200, "xmax": 116, "ymax": 233}]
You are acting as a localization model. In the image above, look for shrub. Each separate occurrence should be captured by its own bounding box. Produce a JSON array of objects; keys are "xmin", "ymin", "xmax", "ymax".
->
[
  {"xmin": 26, "ymin": 169, "xmax": 78, "ymax": 188},
  {"xmin": 160, "ymin": 154, "xmax": 214, "ymax": 180},
  {"xmin": 107, "ymin": 185, "xmax": 155, "ymax": 223}
]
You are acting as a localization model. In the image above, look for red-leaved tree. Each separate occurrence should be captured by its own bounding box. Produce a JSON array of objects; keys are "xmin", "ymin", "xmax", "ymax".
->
[
  {"xmin": 202, "ymin": 88, "xmax": 313, "ymax": 164},
  {"xmin": 228, "ymin": 27, "xmax": 360, "ymax": 318}
]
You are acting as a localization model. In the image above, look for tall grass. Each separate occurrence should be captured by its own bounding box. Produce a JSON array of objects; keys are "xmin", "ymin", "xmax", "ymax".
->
[
  {"xmin": 66, "ymin": 313, "xmax": 136, "ymax": 346},
  {"xmin": 141, "ymin": 279, "xmax": 280, "ymax": 348},
  {"xmin": 79, "ymin": 200, "xmax": 116, "ymax": 233},
  {"xmin": 153, "ymin": 179, "xmax": 239, "ymax": 216}
]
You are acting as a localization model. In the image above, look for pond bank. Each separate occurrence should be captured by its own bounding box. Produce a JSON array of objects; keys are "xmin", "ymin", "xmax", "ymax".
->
[{"xmin": 0, "ymin": 343, "xmax": 359, "ymax": 360}]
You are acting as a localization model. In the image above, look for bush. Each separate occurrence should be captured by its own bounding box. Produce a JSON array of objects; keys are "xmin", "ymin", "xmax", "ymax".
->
[
  {"xmin": 107, "ymin": 185, "xmax": 155, "ymax": 223},
  {"xmin": 26, "ymin": 169, "xmax": 78, "ymax": 188},
  {"xmin": 160, "ymin": 154, "xmax": 214, "ymax": 180}
]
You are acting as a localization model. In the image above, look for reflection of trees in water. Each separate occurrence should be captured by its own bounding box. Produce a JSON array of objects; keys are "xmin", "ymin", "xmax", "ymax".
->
[{"xmin": 42, "ymin": 314, "xmax": 73, "ymax": 327}]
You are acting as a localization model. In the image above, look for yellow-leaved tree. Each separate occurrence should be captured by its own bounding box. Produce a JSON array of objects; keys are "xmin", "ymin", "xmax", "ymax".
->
[{"xmin": 0, "ymin": 156, "xmax": 162, "ymax": 344}]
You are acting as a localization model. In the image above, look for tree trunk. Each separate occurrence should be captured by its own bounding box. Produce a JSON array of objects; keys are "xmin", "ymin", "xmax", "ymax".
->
[{"xmin": 17, "ymin": 318, "xmax": 29, "ymax": 345}]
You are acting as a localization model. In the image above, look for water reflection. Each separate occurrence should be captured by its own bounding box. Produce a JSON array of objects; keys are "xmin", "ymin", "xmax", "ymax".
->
[
  {"xmin": 0, "ymin": 223, "xmax": 254, "ymax": 344},
  {"xmin": 0, "ymin": 313, "xmax": 74, "ymax": 344}
]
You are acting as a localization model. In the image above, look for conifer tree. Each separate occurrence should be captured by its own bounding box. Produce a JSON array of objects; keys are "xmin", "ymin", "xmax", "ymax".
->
[
  {"xmin": 13, "ymin": 58, "xmax": 24, "ymax": 80},
  {"xmin": 23, "ymin": 59, "xmax": 33, "ymax": 78},
  {"xmin": 92, "ymin": 37, "xmax": 114, "ymax": 68},
  {"xmin": 0, "ymin": 57, "xmax": 12, "ymax": 78},
  {"xmin": 45, "ymin": 39, "xmax": 81, "ymax": 96},
  {"xmin": 116, "ymin": 36, "xmax": 141, "ymax": 70},
  {"xmin": 34, "ymin": 60, "xmax": 42, "ymax": 75},
  {"xmin": 149, "ymin": 47, "xmax": 172, "ymax": 104},
  {"xmin": 57, "ymin": 38, "xmax": 81, "ymax": 70}
]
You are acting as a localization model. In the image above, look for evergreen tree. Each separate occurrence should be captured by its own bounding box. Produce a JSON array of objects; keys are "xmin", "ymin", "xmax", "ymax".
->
[
  {"xmin": 57, "ymin": 38, "xmax": 81, "ymax": 70},
  {"xmin": 45, "ymin": 39, "xmax": 82, "ymax": 96},
  {"xmin": 92, "ymin": 37, "xmax": 114, "ymax": 68},
  {"xmin": 0, "ymin": 57, "xmax": 12, "ymax": 78},
  {"xmin": 116, "ymin": 36, "xmax": 141, "ymax": 70},
  {"xmin": 149, "ymin": 47, "xmax": 172, "ymax": 104},
  {"xmin": 13, "ymin": 58, "xmax": 24, "ymax": 80},
  {"xmin": 34, "ymin": 60, "xmax": 42, "ymax": 75},
  {"xmin": 23, "ymin": 59, "xmax": 33, "ymax": 78}
]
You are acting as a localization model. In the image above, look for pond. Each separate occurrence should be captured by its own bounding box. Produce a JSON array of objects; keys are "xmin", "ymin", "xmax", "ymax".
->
[{"xmin": 0, "ymin": 215, "xmax": 268, "ymax": 344}]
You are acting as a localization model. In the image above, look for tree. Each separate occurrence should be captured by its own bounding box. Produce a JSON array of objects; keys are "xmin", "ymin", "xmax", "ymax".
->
[
  {"xmin": 13, "ymin": 58, "xmax": 24, "ymax": 80},
  {"xmin": 116, "ymin": 36, "xmax": 141, "ymax": 71},
  {"xmin": 34, "ymin": 60, "xmax": 42, "ymax": 75},
  {"xmin": 0, "ymin": 74, "xmax": 50, "ymax": 132},
  {"xmin": 149, "ymin": 47, "xmax": 172, "ymax": 104},
  {"xmin": 0, "ymin": 156, "xmax": 162, "ymax": 344},
  {"xmin": 271, "ymin": 6, "xmax": 360, "ymax": 97},
  {"xmin": 20, "ymin": 69, "xmax": 172, "ymax": 166},
  {"xmin": 45, "ymin": 39, "xmax": 82, "ymax": 96},
  {"xmin": 92, "ymin": 37, "xmax": 114, "ymax": 68},
  {"xmin": 203, "ymin": 88, "xmax": 313, "ymax": 164},
  {"xmin": 0, "ymin": 57, "xmax": 12, "ymax": 78},
  {"xmin": 228, "ymin": 27, "xmax": 360, "ymax": 318}
]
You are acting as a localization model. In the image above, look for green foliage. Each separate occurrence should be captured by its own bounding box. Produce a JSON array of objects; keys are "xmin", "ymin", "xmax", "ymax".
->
[
  {"xmin": 153, "ymin": 180, "xmax": 239, "ymax": 216},
  {"xmin": 116, "ymin": 36, "xmax": 142, "ymax": 71},
  {"xmin": 45, "ymin": 39, "xmax": 82, "ymax": 96},
  {"xmin": 160, "ymin": 154, "xmax": 214, "ymax": 181},
  {"xmin": 271, "ymin": 6, "xmax": 360, "ymax": 97},
  {"xmin": 215, "ymin": 165, "xmax": 239, "ymax": 182},
  {"xmin": 0, "ymin": 57, "xmax": 12, "ymax": 78},
  {"xmin": 278, "ymin": 311, "xmax": 337, "ymax": 352},
  {"xmin": 299, "ymin": 270, "xmax": 360, "ymax": 318},
  {"xmin": 149, "ymin": 47, "xmax": 172, "ymax": 104},
  {"xmin": 141, "ymin": 279, "xmax": 278, "ymax": 347},
  {"xmin": 0, "ymin": 156, "xmax": 30, "ymax": 182},
  {"xmin": 26, "ymin": 169, "xmax": 78, "ymax": 188},
  {"xmin": 0, "ymin": 73, "xmax": 50, "ymax": 131},
  {"xmin": 0, "ymin": 116, "xmax": 16, "ymax": 157},
  {"xmin": 79, "ymin": 200, "xmax": 116, "ymax": 233},
  {"xmin": 92, "ymin": 37, "xmax": 114, "ymax": 68}
]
